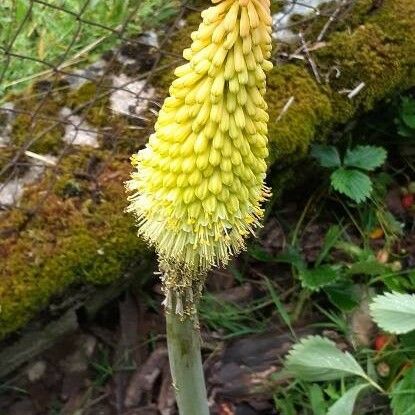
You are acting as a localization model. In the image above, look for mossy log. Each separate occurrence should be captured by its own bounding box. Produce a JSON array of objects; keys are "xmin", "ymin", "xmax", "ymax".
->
[
  {"xmin": 0, "ymin": 159, "xmax": 152, "ymax": 340},
  {"xmin": 1, "ymin": 0, "xmax": 415, "ymax": 341},
  {"xmin": 267, "ymin": 0, "xmax": 415, "ymax": 161}
]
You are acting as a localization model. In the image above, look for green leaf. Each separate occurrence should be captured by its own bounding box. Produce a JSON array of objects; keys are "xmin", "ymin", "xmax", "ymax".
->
[
  {"xmin": 248, "ymin": 245, "xmax": 274, "ymax": 262},
  {"xmin": 264, "ymin": 277, "xmax": 294, "ymax": 336},
  {"xmin": 347, "ymin": 260, "xmax": 390, "ymax": 276},
  {"xmin": 325, "ymin": 282, "xmax": 359, "ymax": 311},
  {"xmin": 274, "ymin": 396, "xmax": 296, "ymax": 415},
  {"xmin": 335, "ymin": 241, "xmax": 364, "ymax": 259},
  {"xmin": 285, "ymin": 336, "xmax": 367, "ymax": 381},
  {"xmin": 397, "ymin": 122, "xmax": 415, "ymax": 138},
  {"xmin": 315, "ymin": 225, "xmax": 344, "ymax": 266},
  {"xmin": 401, "ymin": 97, "xmax": 415, "ymax": 129},
  {"xmin": 391, "ymin": 367, "xmax": 415, "ymax": 415},
  {"xmin": 402, "ymin": 115, "xmax": 415, "ymax": 129},
  {"xmin": 308, "ymin": 384, "xmax": 327, "ymax": 415},
  {"xmin": 344, "ymin": 145, "xmax": 387, "ymax": 171},
  {"xmin": 400, "ymin": 330, "xmax": 415, "ymax": 354},
  {"xmin": 327, "ymin": 383, "xmax": 370, "ymax": 415},
  {"xmin": 15, "ymin": 0, "xmax": 28, "ymax": 23},
  {"xmin": 378, "ymin": 210, "xmax": 404, "ymax": 237},
  {"xmin": 311, "ymin": 145, "xmax": 341, "ymax": 168},
  {"xmin": 299, "ymin": 265, "xmax": 340, "ymax": 291},
  {"xmin": 330, "ymin": 168, "xmax": 373, "ymax": 203},
  {"xmin": 370, "ymin": 292, "xmax": 415, "ymax": 334},
  {"xmin": 275, "ymin": 247, "xmax": 306, "ymax": 271}
]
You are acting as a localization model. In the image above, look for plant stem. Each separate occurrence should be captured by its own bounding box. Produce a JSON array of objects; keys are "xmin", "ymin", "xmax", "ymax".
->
[
  {"xmin": 364, "ymin": 375, "xmax": 386, "ymax": 394},
  {"xmin": 166, "ymin": 311, "xmax": 209, "ymax": 415},
  {"xmin": 292, "ymin": 289, "xmax": 310, "ymax": 323}
]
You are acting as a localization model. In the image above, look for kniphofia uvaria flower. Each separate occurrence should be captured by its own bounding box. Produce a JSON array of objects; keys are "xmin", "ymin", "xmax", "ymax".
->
[{"xmin": 126, "ymin": 0, "xmax": 273, "ymax": 314}]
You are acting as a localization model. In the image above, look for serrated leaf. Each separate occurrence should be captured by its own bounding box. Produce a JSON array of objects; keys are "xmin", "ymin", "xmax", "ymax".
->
[
  {"xmin": 370, "ymin": 292, "xmax": 415, "ymax": 334},
  {"xmin": 327, "ymin": 383, "xmax": 370, "ymax": 415},
  {"xmin": 311, "ymin": 145, "xmax": 341, "ymax": 168},
  {"xmin": 325, "ymin": 282, "xmax": 359, "ymax": 311},
  {"xmin": 391, "ymin": 367, "xmax": 415, "ymax": 415},
  {"xmin": 299, "ymin": 265, "xmax": 340, "ymax": 291},
  {"xmin": 285, "ymin": 336, "xmax": 367, "ymax": 381},
  {"xmin": 344, "ymin": 145, "xmax": 387, "ymax": 171},
  {"xmin": 330, "ymin": 168, "xmax": 372, "ymax": 203}
]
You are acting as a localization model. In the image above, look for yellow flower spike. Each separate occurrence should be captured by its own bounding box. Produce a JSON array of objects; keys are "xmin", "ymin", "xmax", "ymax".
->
[{"xmin": 126, "ymin": 0, "xmax": 273, "ymax": 314}]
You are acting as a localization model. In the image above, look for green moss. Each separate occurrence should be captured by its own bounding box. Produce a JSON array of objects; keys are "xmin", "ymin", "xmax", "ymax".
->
[
  {"xmin": 52, "ymin": 148, "xmax": 94, "ymax": 197},
  {"xmin": 271, "ymin": 0, "xmax": 284, "ymax": 15},
  {"xmin": 0, "ymin": 55, "xmax": 166, "ymax": 338},
  {"xmin": 339, "ymin": 0, "xmax": 374, "ymax": 29},
  {"xmin": 67, "ymin": 81, "xmax": 112, "ymax": 127},
  {"xmin": 0, "ymin": 159, "xmax": 150, "ymax": 339},
  {"xmin": 110, "ymin": 121, "xmax": 152, "ymax": 153},
  {"xmin": 0, "ymin": 148, "xmax": 17, "ymax": 176},
  {"xmin": 266, "ymin": 64, "xmax": 333, "ymax": 162},
  {"xmin": 318, "ymin": 0, "xmax": 415, "ymax": 123},
  {"xmin": 308, "ymin": 0, "xmax": 373, "ymax": 38},
  {"xmin": 67, "ymin": 81, "xmax": 99, "ymax": 108},
  {"xmin": 11, "ymin": 91, "xmax": 64, "ymax": 155},
  {"xmin": 267, "ymin": 0, "xmax": 415, "ymax": 160}
]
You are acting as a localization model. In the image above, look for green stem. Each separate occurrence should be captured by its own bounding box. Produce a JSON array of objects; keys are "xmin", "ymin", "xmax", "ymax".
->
[
  {"xmin": 364, "ymin": 375, "xmax": 386, "ymax": 394},
  {"xmin": 166, "ymin": 311, "xmax": 209, "ymax": 415},
  {"xmin": 292, "ymin": 289, "xmax": 310, "ymax": 323}
]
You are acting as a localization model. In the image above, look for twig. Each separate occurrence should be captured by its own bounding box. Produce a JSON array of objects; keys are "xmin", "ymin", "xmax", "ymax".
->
[
  {"xmin": 317, "ymin": 3, "xmax": 343, "ymax": 42},
  {"xmin": 276, "ymin": 96, "xmax": 295, "ymax": 122},
  {"xmin": 299, "ymin": 32, "xmax": 321, "ymax": 84},
  {"xmin": 347, "ymin": 82, "xmax": 366, "ymax": 99},
  {"xmin": 24, "ymin": 151, "xmax": 57, "ymax": 166}
]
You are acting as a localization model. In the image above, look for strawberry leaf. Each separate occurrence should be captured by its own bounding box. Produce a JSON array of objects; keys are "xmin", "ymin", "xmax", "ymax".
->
[
  {"xmin": 344, "ymin": 145, "xmax": 387, "ymax": 171},
  {"xmin": 330, "ymin": 168, "xmax": 372, "ymax": 203}
]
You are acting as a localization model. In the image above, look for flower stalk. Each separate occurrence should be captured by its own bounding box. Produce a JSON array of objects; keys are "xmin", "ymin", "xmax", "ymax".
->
[{"xmin": 166, "ymin": 309, "xmax": 209, "ymax": 415}]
